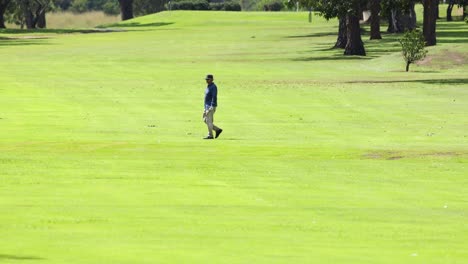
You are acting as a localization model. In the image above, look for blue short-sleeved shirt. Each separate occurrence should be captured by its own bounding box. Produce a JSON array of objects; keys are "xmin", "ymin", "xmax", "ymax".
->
[{"xmin": 204, "ymin": 83, "xmax": 218, "ymax": 109}]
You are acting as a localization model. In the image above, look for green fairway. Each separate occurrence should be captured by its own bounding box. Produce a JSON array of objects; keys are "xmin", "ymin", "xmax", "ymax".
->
[{"xmin": 1, "ymin": 9, "xmax": 467, "ymax": 264}]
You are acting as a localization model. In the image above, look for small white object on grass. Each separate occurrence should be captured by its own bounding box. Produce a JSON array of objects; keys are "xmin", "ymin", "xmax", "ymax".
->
[{"xmin": 443, "ymin": 205, "xmax": 448, "ymax": 209}]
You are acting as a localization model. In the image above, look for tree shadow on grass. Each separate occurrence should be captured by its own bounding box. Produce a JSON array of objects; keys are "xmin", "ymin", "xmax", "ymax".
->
[
  {"xmin": 0, "ymin": 36, "xmax": 51, "ymax": 47},
  {"xmin": 99, "ymin": 22, "xmax": 174, "ymax": 28},
  {"xmin": 0, "ymin": 28, "xmax": 126, "ymax": 35},
  {"xmin": 365, "ymin": 35, "xmax": 402, "ymax": 55},
  {"xmin": 285, "ymin": 31, "xmax": 336, "ymax": 38},
  {"xmin": 346, "ymin": 78, "xmax": 468, "ymax": 85},
  {"xmin": 292, "ymin": 20, "xmax": 467, "ymax": 61},
  {"xmin": 437, "ymin": 20, "xmax": 468, "ymax": 29},
  {"xmin": 292, "ymin": 54, "xmax": 372, "ymax": 61},
  {"xmin": 436, "ymin": 30, "xmax": 468, "ymax": 44},
  {"xmin": 0, "ymin": 254, "xmax": 44, "ymax": 261}
]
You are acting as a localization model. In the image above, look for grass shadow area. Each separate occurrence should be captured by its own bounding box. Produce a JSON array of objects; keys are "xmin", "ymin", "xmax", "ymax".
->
[
  {"xmin": 364, "ymin": 33, "xmax": 403, "ymax": 56},
  {"xmin": 286, "ymin": 31, "xmax": 337, "ymax": 38},
  {"xmin": 0, "ymin": 28, "xmax": 126, "ymax": 35},
  {"xmin": 99, "ymin": 22, "xmax": 174, "ymax": 28},
  {"xmin": 292, "ymin": 54, "xmax": 371, "ymax": 61},
  {"xmin": 437, "ymin": 31, "xmax": 468, "ymax": 44},
  {"xmin": 436, "ymin": 21, "xmax": 468, "ymax": 29},
  {"xmin": 0, "ymin": 254, "xmax": 44, "ymax": 261},
  {"xmin": 0, "ymin": 36, "xmax": 51, "ymax": 46},
  {"xmin": 346, "ymin": 78, "xmax": 468, "ymax": 85}
]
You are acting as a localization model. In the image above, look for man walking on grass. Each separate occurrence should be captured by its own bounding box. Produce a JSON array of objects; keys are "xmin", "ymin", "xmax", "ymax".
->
[{"xmin": 203, "ymin": 74, "xmax": 223, "ymax": 139}]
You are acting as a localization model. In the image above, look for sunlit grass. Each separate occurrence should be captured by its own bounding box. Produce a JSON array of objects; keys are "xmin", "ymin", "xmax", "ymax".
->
[{"xmin": 0, "ymin": 8, "xmax": 467, "ymax": 264}]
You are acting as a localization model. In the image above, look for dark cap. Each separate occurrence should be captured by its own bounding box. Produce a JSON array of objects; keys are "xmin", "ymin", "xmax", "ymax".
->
[{"xmin": 205, "ymin": 74, "xmax": 214, "ymax": 80}]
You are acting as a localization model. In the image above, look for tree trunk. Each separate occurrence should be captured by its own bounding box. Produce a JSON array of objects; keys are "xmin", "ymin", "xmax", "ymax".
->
[
  {"xmin": 20, "ymin": 0, "xmax": 39, "ymax": 29},
  {"xmin": 37, "ymin": 11, "xmax": 46, "ymax": 28},
  {"xmin": 387, "ymin": 13, "xmax": 394, "ymax": 33},
  {"xmin": 0, "ymin": 0, "xmax": 10, "ymax": 28},
  {"xmin": 447, "ymin": 1, "xmax": 454, "ymax": 21},
  {"xmin": 387, "ymin": 2, "xmax": 416, "ymax": 33},
  {"xmin": 24, "ymin": 10, "xmax": 35, "ymax": 29},
  {"xmin": 423, "ymin": 0, "xmax": 437, "ymax": 46},
  {"xmin": 370, "ymin": 0, "xmax": 382, "ymax": 40},
  {"xmin": 406, "ymin": 62, "xmax": 410, "ymax": 72},
  {"xmin": 334, "ymin": 16, "xmax": 347, "ymax": 49},
  {"xmin": 0, "ymin": 12, "xmax": 4, "ymax": 29},
  {"xmin": 390, "ymin": 9, "xmax": 402, "ymax": 33},
  {"xmin": 436, "ymin": 0, "xmax": 440, "ymax": 19},
  {"xmin": 119, "ymin": 0, "xmax": 134, "ymax": 21},
  {"xmin": 344, "ymin": 11, "xmax": 366, "ymax": 56},
  {"xmin": 409, "ymin": 1, "xmax": 417, "ymax": 29}
]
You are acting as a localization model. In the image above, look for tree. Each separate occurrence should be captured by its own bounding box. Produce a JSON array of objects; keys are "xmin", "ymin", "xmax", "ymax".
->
[
  {"xmin": 399, "ymin": 30, "xmax": 427, "ymax": 72},
  {"xmin": 423, "ymin": 0, "xmax": 437, "ymax": 46},
  {"xmin": 118, "ymin": 0, "xmax": 133, "ymax": 20},
  {"xmin": 447, "ymin": 0, "xmax": 468, "ymax": 21},
  {"xmin": 313, "ymin": 0, "xmax": 367, "ymax": 55},
  {"xmin": 134, "ymin": 0, "xmax": 166, "ymax": 16},
  {"xmin": 369, "ymin": 0, "xmax": 382, "ymax": 39},
  {"xmin": 344, "ymin": 1, "xmax": 366, "ymax": 55},
  {"xmin": 447, "ymin": 0, "xmax": 455, "ymax": 21},
  {"xmin": 334, "ymin": 16, "xmax": 347, "ymax": 48},
  {"xmin": 8, "ymin": 0, "xmax": 52, "ymax": 29},
  {"xmin": 0, "ymin": 0, "xmax": 11, "ymax": 28},
  {"xmin": 465, "ymin": 4, "xmax": 468, "ymax": 20},
  {"xmin": 382, "ymin": 0, "xmax": 416, "ymax": 33}
]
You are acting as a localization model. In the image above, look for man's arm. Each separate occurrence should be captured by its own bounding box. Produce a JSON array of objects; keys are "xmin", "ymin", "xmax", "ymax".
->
[{"xmin": 210, "ymin": 86, "xmax": 217, "ymax": 109}]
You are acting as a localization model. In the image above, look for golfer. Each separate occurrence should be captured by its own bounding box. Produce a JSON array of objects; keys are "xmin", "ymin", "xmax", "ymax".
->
[{"xmin": 203, "ymin": 74, "xmax": 223, "ymax": 139}]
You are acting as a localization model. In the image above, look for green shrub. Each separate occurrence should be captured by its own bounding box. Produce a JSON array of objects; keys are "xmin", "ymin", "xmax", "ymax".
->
[
  {"xmin": 258, "ymin": 0, "xmax": 283, "ymax": 11},
  {"xmin": 208, "ymin": 1, "xmax": 241, "ymax": 11},
  {"xmin": 224, "ymin": 1, "xmax": 241, "ymax": 11},
  {"xmin": 102, "ymin": 1, "xmax": 120, "ymax": 15},
  {"xmin": 399, "ymin": 30, "xmax": 427, "ymax": 72},
  {"xmin": 134, "ymin": 0, "xmax": 166, "ymax": 15},
  {"xmin": 209, "ymin": 2, "xmax": 224, "ymax": 10},
  {"xmin": 193, "ymin": 0, "xmax": 210, "ymax": 10},
  {"xmin": 171, "ymin": 0, "xmax": 210, "ymax": 10},
  {"xmin": 70, "ymin": 0, "xmax": 89, "ymax": 13}
]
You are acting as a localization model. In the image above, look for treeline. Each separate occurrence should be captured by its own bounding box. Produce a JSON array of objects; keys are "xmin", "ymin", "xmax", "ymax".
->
[
  {"xmin": 1, "ymin": 0, "xmax": 466, "ymax": 30},
  {"xmin": 0, "ymin": 0, "xmax": 166, "ymax": 28},
  {"xmin": 169, "ymin": 0, "xmax": 240, "ymax": 11},
  {"xmin": 288, "ymin": 0, "xmax": 468, "ymax": 56}
]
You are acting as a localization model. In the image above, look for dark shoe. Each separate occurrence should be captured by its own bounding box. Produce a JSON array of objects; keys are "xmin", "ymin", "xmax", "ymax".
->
[
  {"xmin": 215, "ymin": 129, "xmax": 223, "ymax": 138},
  {"xmin": 203, "ymin": 136, "xmax": 214, "ymax": 140}
]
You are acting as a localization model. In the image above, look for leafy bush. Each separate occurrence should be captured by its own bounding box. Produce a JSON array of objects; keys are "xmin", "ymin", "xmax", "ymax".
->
[
  {"xmin": 258, "ymin": 0, "xmax": 283, "ymax": 11},
  {"xmin": 134, "ymin": 0, "xmax": 166, "ymax": 15},
  {"xmin": 209, "ymin": 2, "xmax": 224, "ymax": 10},
  {"xmin": 55, "ymin": 0, "xmax": 73, "ymax": 10},
  {"xmin": 399, "ymin": 30, "xmax": 427, "ymax": 72},
  {"xmin": 193, "ymin": 0, "xmax": 210, "ymax": 10},
  {"xmin": 102, "ymin": 1, "xmax": 120, "ymax": 15},
  {"xmin": 70, "ymin": 0, "xmax": 89, "ymax": 13},
  {"xmin": 171, "ymin": 0, "xmax": 210, "ymax": 10},
  {"xmin": 224, "ymin": 1, "xmax": 241, "ymax": 11},
  {"xmin": 70, "ymin": 0, "xmax": 113, "ymax": 12},
  {"xmin": 208, "ymin": 1, "xmax": 240, "ymax": 11}
]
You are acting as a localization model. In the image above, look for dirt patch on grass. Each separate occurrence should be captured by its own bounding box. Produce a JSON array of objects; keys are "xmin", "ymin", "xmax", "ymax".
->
[
  {"xmin": 417, "ymin": 50, "xmax": 467, "ymax": 69},
  {"xmin": 5, "ymin": 36, "xmax": 50, "ymax": 39},
  {"xmin": 363, "ymin": 151, "xmax": 465, "ymax": 160}
]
